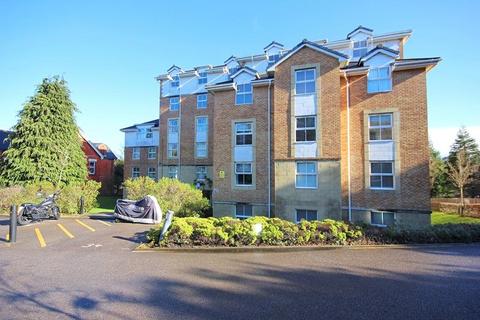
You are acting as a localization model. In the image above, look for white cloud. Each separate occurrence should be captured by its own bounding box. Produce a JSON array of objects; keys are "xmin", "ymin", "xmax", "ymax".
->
[{"xmin": 429, "ymin": 126, "xmax": 480, "ymax": 157}]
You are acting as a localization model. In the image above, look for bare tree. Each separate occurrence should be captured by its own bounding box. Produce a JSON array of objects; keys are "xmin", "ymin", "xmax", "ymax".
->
[{"xmin": 447, "ymin": 148, "xmax": 476, "ymax": 215}]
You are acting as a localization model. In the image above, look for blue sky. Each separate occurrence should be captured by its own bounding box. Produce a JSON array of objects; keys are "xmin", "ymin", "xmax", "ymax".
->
[{"xmin": 1, "ymin": 0, "xmax": 479, "ymax": 157}]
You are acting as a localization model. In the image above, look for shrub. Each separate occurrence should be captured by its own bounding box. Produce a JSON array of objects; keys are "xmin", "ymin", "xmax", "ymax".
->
[{"xmin": 124, "ymin": 177, "xmax": 210, "ymax": 217}]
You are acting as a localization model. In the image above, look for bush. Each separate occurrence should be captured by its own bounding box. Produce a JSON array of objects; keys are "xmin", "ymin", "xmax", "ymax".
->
[
  {"xmin": 124, "ymin": 177, "xmax": 209, "ymax": 217},
  {"xmin": 0, "ymin": 180, "xmax": 100, "ymax": 215}
]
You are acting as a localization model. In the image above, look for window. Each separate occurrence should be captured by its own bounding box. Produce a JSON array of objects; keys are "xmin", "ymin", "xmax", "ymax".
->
[
  {"xmin": 195, "ymin": 117, "xmax": 208, "ymax": 158},
  {"xmin": 198, "ymin": 71, "xmax": 207, "ymax": 84},
  {"xmin": 295, "ymin": 68, "xmax": 315, "ymax": 95},
  {"xmin": 369, "ymin": 113, "xmax": 392, "ymax": 141},
  {"xmin": 168, "ymin": 166, "xmax": 178, "ymax": 179},
  {"xmin": 147, "ymin": 167, "xmax": 156, "ymax": 179},
  {"xmin": 368, "ymin": 67, "xmax": 392, "ymax": 93},
  {"xmin": 235, "ymin": 83, "xmax": 253, "ymax": 105},
  {"xmin": 88, "ymin": 159, "xmax": 96, "ymax": 175},
  {"xmin": 168, "ymin": 143, "xmax": 178, "ymax": 158},
  {"xmin": 235, "ymin": 122, "xmax": 253, "ymax": 145},
  {"xmin": 168, "ymin": 119, "xmax": 179, "ymax": 133},
  {"xmin": 137, "ymin": 127, "xmax": 153, "ymax": 140},
  {"xmin": 296, "ymin": 116, "xmax": 316, "ymax": 142},
  {"xmin": 195, "ymin": 142, "xmax": 207, "ymax": 158},
  {"xmin": 196, "ymin": 166, "xmax": 207, "ymax": 180},
  {"xmin": 371, "ymin": 211, "xmax": 395, "ymax": 227},
  {"xmin": 197, "ymin": 94, "xmax": 207, "ymax": 109},
  {"xmin": 296, "ymin": 162, "xmax": 317, "ymax": 188},
  {"xmin": 370, "ymin": 162, "xmax": 394, "ymax": 189},
  {"xmin": 353, "ymin": 40, "xmax": 368, "ymax": 58},
  {"xmin": 235, "ymin": 163, "xmax": 252, "ymax": 185},
  {"xmin": 148, "ymin": 147, "xmax": 156, "ymax": 159},
  {"xmin": 296, "ymin": 209, "xmax": 318, "ymax": 223},
  {"xmin": 132, "ymin": 167, "xmax": 140, "ymax": 178},
  {"xmin": 169, "ymin": 97, "xmax": 180, "ymax": 111},
  {"xmin": 268, "ymin": 54, "xmax": 280, "ymax": 64},
  {"xmin": 146, "ymin": 129, "xmax": 153, "ymax": 139},
  {"xmin": 236, "ymin": 203, "xmax": 253, "ymax": 219},
  {"xmin": 168, "ymin": 119, "xmax": 179, "ymax": 158},
  {"xmin": 171, "ymin": 75, "xmax": 179, "ymax": 87},
  {"xmin": 132, "ymin": 147, "xmax": 140, "ymax": 160}
]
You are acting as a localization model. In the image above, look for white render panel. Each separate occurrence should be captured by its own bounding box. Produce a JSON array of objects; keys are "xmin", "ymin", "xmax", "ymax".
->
[
  {"xmin": 369, "ymin": 141, "xmax": 395, "ymax": 161},
  {"xmin": 234, "ymin": 145, "xmax": 253, "ymax": 162},
  {"xmin": 295, "ymin": 142, "xmax": 317, "ymax": 158},
  {"xmin": 124, "ymin": 130, "xmax": 159, "ymax": 147},
  {"xmin": 364, "ymin": 53, "xmax": 395, "ymax": 68},
  {"xmin": 294, "ymin": 94, "xmax": 316, "ymax": 116},
  {"xmin": 161, "ymin": 71, "xmax": 229, "ymax": 97},
  {"xmin": 234, "ymin": 72, "xmax": 256, "ymax": 84}
]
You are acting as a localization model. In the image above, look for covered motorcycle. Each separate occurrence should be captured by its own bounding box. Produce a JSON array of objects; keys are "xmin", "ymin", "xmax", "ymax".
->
[{"xmin": 114, "ymin": 195, "xmax": 162, "ymax": 224}]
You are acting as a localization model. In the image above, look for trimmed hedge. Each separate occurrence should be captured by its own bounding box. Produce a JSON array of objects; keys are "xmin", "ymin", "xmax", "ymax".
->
[
  {"xmin": 123, "ymin": 177, "xmax": 210, "ymax": 217},
  {"xmin": 0, "ymin": 180, "xmax": 101, "ymax": 214}
]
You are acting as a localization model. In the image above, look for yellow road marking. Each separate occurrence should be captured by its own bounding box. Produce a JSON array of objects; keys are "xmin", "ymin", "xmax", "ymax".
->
[
  {"xmin": 34, "ymin": 228, "xmax": 46, "ymax": 248},
  {"xmin": 57, "ymin": 224, "xmax": 74, "ymax": 238},
  {"xmin": 6, "ymin": 233, "xmax": 9, "ymax": 241},
  {"xmin": 75, "ymin": 219, "xmax": 95, "ymax": 232},
  {"xmin": 97, "ymin": 220, "xmax": 112, "ymax": 227}
]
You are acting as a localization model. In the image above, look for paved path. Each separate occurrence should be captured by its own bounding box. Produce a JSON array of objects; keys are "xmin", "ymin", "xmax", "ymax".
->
[{"xmin": 0, "ymin": 216, "xmax": 479, "ymax": 319}]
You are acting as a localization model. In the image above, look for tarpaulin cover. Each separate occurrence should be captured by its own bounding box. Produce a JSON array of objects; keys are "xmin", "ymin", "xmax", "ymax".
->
[{"xmin": 114, "ymin": 195, "xmax": 162, "ymax": 224}]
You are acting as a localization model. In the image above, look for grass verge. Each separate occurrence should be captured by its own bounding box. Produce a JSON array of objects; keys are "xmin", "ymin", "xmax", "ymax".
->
[
  {"xmin": 431, "ymin": 211, "xmax": 480, "ymax": 225},
  {"xmin": 89, "ymin": 196, "xmax": 119, "ymax": 214}
]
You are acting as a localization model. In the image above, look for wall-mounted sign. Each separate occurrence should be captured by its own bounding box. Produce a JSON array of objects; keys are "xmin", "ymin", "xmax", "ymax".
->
[{"xmin": 218, "ymin": 170, "xmax": 225, "ymax": 179}]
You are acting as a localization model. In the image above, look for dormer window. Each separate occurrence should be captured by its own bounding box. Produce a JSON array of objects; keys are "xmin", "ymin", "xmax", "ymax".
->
[
  {"xmin": 198, "ymin": 71, "xmax": 207, "ymax": 84},
  {"xmin": 353, "ymin": 40, "xmax": 368, "ymax": 58},
  {"xmin": 368, "ymin": 67, "xmax": 392, "ymax": 93},
  {"xmin": 268, "ymin": 54, "xmax": 280, "ymax": 64},
  {"xmin": 171, "ymin": 75, "xmax": 179, "ymax": 87},
  {"xmin": 235, "ymin": 83, "xmax": 253, "ymax": 105}
]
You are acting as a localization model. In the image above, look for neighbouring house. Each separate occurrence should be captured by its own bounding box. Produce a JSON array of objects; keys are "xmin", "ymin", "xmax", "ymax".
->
[
  {"xmin": 80, "ymin": 132, "xmax": 117, "ymax": 195},
  {"xmin": 121, "ymin": 26, "xmax": 440, "ymax": 228},
  {"xmin": 0, "ymin": 130, "xmax": 12, "ymax": 156}
]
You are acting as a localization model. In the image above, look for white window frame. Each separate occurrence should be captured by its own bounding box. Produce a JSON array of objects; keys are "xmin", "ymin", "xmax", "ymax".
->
[
  {"xmin": 168, "ymin": 166, "xmax": 178, "ymax": 179},
  {"xmin": 167, "ymin": 143, "xmax": 178, "ymax": 158},
  {"xmin": 196, "ymin": 166, "xmax": 207, "ymax": 180},
  {"xmin": 369, "ymin": 161, "xmax": 395, "ymax": 190},
  {"xmin": 147, "ymin": 167, "xmax": 157, "ymax": 180},
  {"xmin": 132, "ymin": 167, "xmax": 140, "ymax": 178},
  {"xmin": 371, "ymin": 211, "xmax": 395, "ymax": 227},
  {"xmin": 367, "ymin": 66, "xmax": 392, "ymax": 93},
  {"xmin": 169, "ymin": 96, "xmax": 180, "ymax": 111},
  {"xmin": 352, "ymin": 39, "xmax": 368, "ymax": 58},
  {"xmin": 268, "ymin": 54, "xmax": 280, "ymax": 64},
  {"xmin": 196, "ymin": 94, "xmax": 208, "ymax": 109},
  {"xmin": 132, "ymin": 147, "xmax": 140, "ymax": 160},
  {"xmin": 295, "ymin": 116, "xmax": 316, "ymax": 142},
  {"xmin": 235, "ymin": 83, "xmax": 253, "ymax": 105},
  {"xmin": 198, "ymin": 71, "xmax": 207, "ymax": 84},
  {"xmin": 171, "ymin": 75, "xmax": 179, "ymax": 87},
  {"xmin": 294, "ymin": 68, "xmax": 316, "ymax": 95},
  {"xmin": 146, "ymin": 128, "xmax": 153, "ymax": 139},
  {"xmin": 235, "ymin": 162, "xmax": 253, "ymax": 186},
  {"xmin": 88, "ymin": 159, "xmax": 96, "ymax": 175},
  {"xmin": 295, "ymin": 209, "xmax": 318, "ymax": 223},
  {"xmin": 235, "ymin": 203, "xmax": 253, "ymax": 219},
  {"xmin": 235, "ymin": 122, "xmax": 253, "ymax": 146},
  {"xmin": 295, "ymin": 161, "xmax": 317, "ymax": 189},
  {"xmin": 147, "ymin": 147, "xmax": 156, "ymax": 160},
  {"xmin": 167, "ymin": 118, "xmax": 179, "ymax": 158},
  {"xmin": 368, "ymin": 113, "xmax": 393, "ymax": 142},
  {"xmin": 195, "ymin": 116, "xmax": 208, "ymax": 158}
]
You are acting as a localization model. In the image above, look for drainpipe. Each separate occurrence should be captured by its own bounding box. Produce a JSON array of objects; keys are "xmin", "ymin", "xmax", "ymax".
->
[
  {"xmin": 158, "ymin": 80, "xmax": 163, "ymax": 179},
  {"xmin": 267, "ymin": 80, "xmax": 272, "ymax": 218},
  {"xmin": 178, "ymin": 82, "xmax": 181, "ymax": 180},
  {"xmin": 343, "ymin": 72, "xmax": 352, "ymax": 222}
]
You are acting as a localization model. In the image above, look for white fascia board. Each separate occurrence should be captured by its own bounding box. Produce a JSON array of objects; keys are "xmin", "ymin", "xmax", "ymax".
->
[
  {"xmin": 230, "ymin": 68, "xmax": 259, "ymax": 79},
  {"xmin": 393, "ymin": 58, "xmax": 441, "ymax": 71},
  {"xmin": 324, "ymin": 30, "xmax": 413, "ymax": 49},
  {"xmin": 341, "ymin": 67, "xmax": 369, "ymax": 76},
  {"xmin": 205, "ymin": 82, "xmax": 235, "ymax": 92},
  {"xmin": 361, "ymin": 49, "xmax": 399, "ymax": 62},
  {"xmin": 237, "ymin": 54, "xmax": 267, "ymax": 63},
  {"xmin": 252, "ymin": 78, "xmax": 273, "ymax": 86}
]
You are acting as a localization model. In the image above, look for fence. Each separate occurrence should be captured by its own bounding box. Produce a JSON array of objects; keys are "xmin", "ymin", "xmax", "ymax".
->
[{"xmin": 431, "ymin": 198, "xmax": 480, "ymax": 217}]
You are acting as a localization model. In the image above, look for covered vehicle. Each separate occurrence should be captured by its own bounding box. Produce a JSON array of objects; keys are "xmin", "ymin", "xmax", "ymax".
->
[{"xmin": 114, "ymin": 195, "xmax": 162, "ymax": 224}]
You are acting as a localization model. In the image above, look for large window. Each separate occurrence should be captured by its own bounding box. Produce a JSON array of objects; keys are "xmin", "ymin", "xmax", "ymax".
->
[
  {"xmin": 369, "ymin": 113, "xmax": 392, "ymax": 141},
  {"xmin": 168, "ymin": 119, "xmax": 179, "ymax": 158},
  {"xmin": 137, "ymin": 127, "xmax": 153, "ymax": 140},
  {"xmin": 235, "ymin": 203, "xmax": 253, "ymax": 219},
  {"xmin": 168, "ymin": 143, "xmax": 178, "ymax": 158},
  {"xmin": 195, "ymin": 117, "xmax": 208, "ymax": 158},
  {"xmin": 353, "ymin": 40, "xmax": 368, "ymax": 58},
  {"xmin": 196, "ymin": 166, "xmax": 207, "ymax": 180},
  {"xmin": 168, "ymin": 166, "xmax": 178, "ymax": 179},
  {"xmin": 235, "ymin": 83, "xmax": 253, "ymax": 105},
  {"xmin": 370, "ymin": 162, "xmax": 394, "ymax": 189},
  {"xmin": 147, "ymin": 167, "xmax": 156, "ymax": 180},
  {"xmin": 171, "ymin": 75, "xmax": 179, "ymax": 87},
  {"xmin": 368, "ymin": 67, "xmax": 392, "ymax": 93},
  {"xmin": 197, "ymin": 94, "xmax": 207, "ymax": 109},
  {"xmin": 169, "ymin": 97, "xmax": 180, "ymax": 111},
  {"xmin": 296, "ymin": 116, "xmax": 316, "ymax": 142},
  {"xmin": 148, "ymin": 147, "xmax": 156, "ymax": 159},
  {"xmin": 296, "ymin": 162, "xmax": 317, "ymax": 189},
  {"xmin": 88, "ymin": 159, "xmax": 96, "ymax": 175},
  {"xmin": 235, "ymin": 122, "xmax": 253, "ymax": 145},
  {"xmin": 235, "ymin": 163, "xmax": 252, "ymax": 186},
  {"xmin": 296, "ymin": 209, "xmax": 318, "ymax": 223},
  {"xmin": 371, "ymin": 211, "xmax": 395, "ymax": 227},
  {"xmin": 132, "ymin": 147, "xmax": 140, "ymax": 160},
  {"xmin": 295, "ymin": 68, "xmax": 315, "ymax": 95},
  {"xmin": 198, "ymin": 71, "xmax": 207, "ymax": 84},
  {"xmin": 132, "ymin": 167, "xmax": 140, "ymax": 178}
]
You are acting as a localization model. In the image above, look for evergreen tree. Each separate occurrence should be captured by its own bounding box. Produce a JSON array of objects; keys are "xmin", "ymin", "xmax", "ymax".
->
[
  {"xmin": 448, "ymin": 127, "xmax": 480, "ymax": 165},
  {"xmin": 429, "ymin": 143, "xmax": 449, "ymax": 197},
  {"xmin": 0, "ymin": 77, "xmax": 87, "ymax": 185}
]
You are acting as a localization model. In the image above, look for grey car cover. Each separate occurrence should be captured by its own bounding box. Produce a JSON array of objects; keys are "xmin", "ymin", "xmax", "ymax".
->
[{"xmin": 114, "ymin": 195, "xmax": 162, "ymax": 224}]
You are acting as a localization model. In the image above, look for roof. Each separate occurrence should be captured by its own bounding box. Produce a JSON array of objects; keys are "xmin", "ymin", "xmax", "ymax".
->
[
  {"xmin": 92, "ymin": 143, "xmax": 117, "ymax": 160},
  {"xmin": 230, "ymin": 66, "xmax": 260, "ymax": 79},
  {"xmin": 120, "ymin": 119, "xmax": 159, "ymax": 131},
  {"xmin": 264, "ymin": 41, "xmax": 284, "ymax": 51},
  {"xmin": 346, "ymin": 25, "xmax": 374, "ymax": 39},
  {"xmin": 360, "ymin": 45, "xmax": 400, "ymax": 62},
  {"xmin": 0, "ymin": 130, "xmax": 12, "ymax": 151}
]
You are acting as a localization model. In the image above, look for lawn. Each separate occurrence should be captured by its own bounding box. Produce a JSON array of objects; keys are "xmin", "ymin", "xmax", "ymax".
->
[
  {"xmin": 431, "ymin": 211, "xmax": 480, "ymax": 225},
  {"xmin": 89, "ymin": 196, "xmax": 119, "ymax": 213}
]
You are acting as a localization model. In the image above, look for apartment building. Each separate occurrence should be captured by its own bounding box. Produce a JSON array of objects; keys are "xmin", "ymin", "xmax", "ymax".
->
[{"xmin": 122, "ymin": 26, "xmax": 440, "ymax": 228}]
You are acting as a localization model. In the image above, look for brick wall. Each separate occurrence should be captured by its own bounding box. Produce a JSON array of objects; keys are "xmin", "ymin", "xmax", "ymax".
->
[{"xmin": 123, "ymin": 147, "xmax": 159, "ymax": 179}]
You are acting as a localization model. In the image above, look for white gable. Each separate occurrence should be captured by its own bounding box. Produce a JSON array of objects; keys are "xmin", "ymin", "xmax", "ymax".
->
[
  {"xmin": 233, "ymin": 71, "xmax": 256, "ymax": 84},
  {"xmin": 364, "ymin": 52, "xmax": 395, "ymax": 68}
]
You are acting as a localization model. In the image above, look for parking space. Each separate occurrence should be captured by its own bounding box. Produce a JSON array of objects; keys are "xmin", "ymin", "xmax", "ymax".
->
[{"xmin": 0, "ymin": 215, "xmax": 151, "ymax": 250}]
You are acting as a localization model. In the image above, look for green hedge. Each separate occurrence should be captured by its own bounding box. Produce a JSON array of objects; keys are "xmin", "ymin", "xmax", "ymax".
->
[
  {"xmin": 0, "ymin": 180, "xmax": 100, "ymax": 214},
  {"xmin": 124, "ymin": 177, "xmax": 209, "ymax": 217},
  {"xmin": 147, "ymin": 217, "xmax": 363, "ymax": 247}
]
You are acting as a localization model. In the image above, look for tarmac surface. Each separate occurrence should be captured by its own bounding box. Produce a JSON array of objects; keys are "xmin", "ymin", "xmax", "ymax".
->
[{"xmin": 0, "ymin": 216, "xmax": 479, "ymax": 319}]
